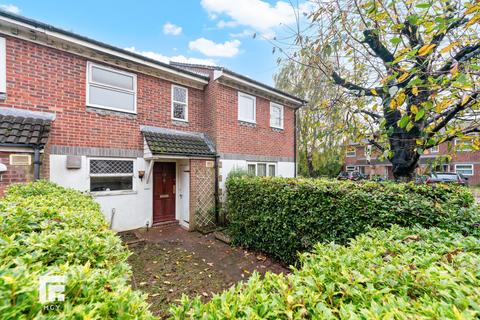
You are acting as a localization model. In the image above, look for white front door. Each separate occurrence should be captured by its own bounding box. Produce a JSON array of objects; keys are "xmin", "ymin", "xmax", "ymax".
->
[{"xmin": 178, "ymin": 165, "xmax": 190, "ymax": 226}]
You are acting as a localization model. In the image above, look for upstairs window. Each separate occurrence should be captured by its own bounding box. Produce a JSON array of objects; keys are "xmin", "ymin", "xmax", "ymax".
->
[
  {"xmin": 89, "ymin": 159, "xmax": 134, "ymax": 193},
  {"xmin": 238, "ymin": 92, "xmax": 256, "ymax": 123},
  {"xmin": 430, "ymin": 145, "xmax": 439, "ymax": 153},
  {"xmin": 0, "ymin": 37, "xmax": 5, "ymax": 98},
  {"xmin": 87, "ymin": 62, "xmax": 137, "ymax": 113},
  {"xmin": 270, "ymin": 103, "xmax": 284, "ymax": 129},
  {"xmin": 172, "ymin": 85, "xmax": 188, "ymax": 121},
  {"xmin": 346, "ymin": 147, "xmax": 356, "ymax": 157}
]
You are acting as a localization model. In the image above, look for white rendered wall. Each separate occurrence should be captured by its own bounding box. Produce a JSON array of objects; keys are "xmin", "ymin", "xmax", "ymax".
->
[{"xmin": 50, "ymin": 155, "xmax": 152, "ymax": 232}]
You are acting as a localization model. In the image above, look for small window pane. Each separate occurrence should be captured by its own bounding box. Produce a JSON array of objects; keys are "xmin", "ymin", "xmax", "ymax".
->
[
  {"xmin": 173, "ymin": 86, "xmax": 187, "ymax": 103},
  {"xmin": 90, "ymin": 176, "xmax": 132, "ymax": 192},
  {"xmin": 257, "ymin": 164, "xmax": 266, "ymax": 176},
  {"xmin": 90, "ymin": 160, "xmax": 133, "ymax": 174},
  {"xmin": 89, "ymin": 85, "xmax": 135, "ymax": 111},
  {"xmin": 91, "ymin": 66, "xmax": 134, "ymax": 90},
  {"xmin": 268, "ymin": 164, "xmax": 275, "ymax": 177},
  {"xmin": 247, "ymin": 164, "xmax": 256, "ymax": 176},
  {"xmin": 173, "ymin": 102, "xmax": 186, "ymax": 120},
  {"xmin": 270, "ymin": 105, "xmax": 282, "ymax": 128},
  {"xmin": 239, "ymin": 94, "xmax": 255, "ymax": 122},
  {"xmin": 456, "ymin": 165, "xmax": 473, "ymax": 175}
]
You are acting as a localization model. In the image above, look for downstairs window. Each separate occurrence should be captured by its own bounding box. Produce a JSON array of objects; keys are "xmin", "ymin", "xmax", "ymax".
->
[{"xmin": 89, "ymin": 159, "xmax": 134, "ymax": 192}]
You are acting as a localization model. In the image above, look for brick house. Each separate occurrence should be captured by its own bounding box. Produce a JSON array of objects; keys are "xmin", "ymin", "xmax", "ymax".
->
[
  {"xmin": 0, "ymin": 12, "xmax": 305, "ymax": 231},
  {"xmin": 344, "ymin": 140, "xmax": 480, "ymax": 185}
]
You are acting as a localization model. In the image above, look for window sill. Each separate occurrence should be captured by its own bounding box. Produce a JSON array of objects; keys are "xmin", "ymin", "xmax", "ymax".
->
[
  {"xmin": 270, "ymin": 126, "xmax": 284, "ymax": 132},
  {"xmin": 90, "ymin": 190, "xmax": 138, "ymax": 197},
  {"xmin": 172, "ymin": 119, "xmax": 189, "ymax": 127},
  {"xmin": 238, "ymin": 120, "xmax": 256, "ymax": 128},
  {"xmin": 86, "ymin": 106, "xmax": 137, "ymax": 117}
]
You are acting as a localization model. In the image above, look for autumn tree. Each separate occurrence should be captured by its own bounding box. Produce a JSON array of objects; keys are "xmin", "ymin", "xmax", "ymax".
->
[
  {"xmin": 281, "ymin": 0, "xmax": 480, "ymax": 180},
  {"xmin": 275, "ymin": 59, "xmax": 357, "ymax": 177}
]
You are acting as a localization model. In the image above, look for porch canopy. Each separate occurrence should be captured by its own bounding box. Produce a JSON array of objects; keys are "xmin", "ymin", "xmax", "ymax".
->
[{"xmin": 141, "ymin": 125, "xmax": 216, "ymax": 158}]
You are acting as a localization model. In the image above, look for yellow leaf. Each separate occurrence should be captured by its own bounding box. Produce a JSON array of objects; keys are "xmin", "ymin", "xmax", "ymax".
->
[
  {"xmin": 411, "ymin": 104, "xmax": 418, "ymax": 114},
  {"xmin": 412, "ymin": 86, "xmax": 419, "ymax": 96},
  {"xmin": 461, "ymin": 95, "xmax": 471, "ymax": 106},
  {"xmin": 396, "ymin": 92, "xmax": 406, "ymax": 106},
  {"xmin": 390, "ymin": 99, "xmax": 397, "ymax": 110},
  {"xmin": 465, "ymin": 5, "xmax": 480, "ymax": 15},
  {"xmin": 465, "ymin": 13, "xmax": 480, "ymax": 28},
  {"xmin": 440, "ymin": 42, "xmax": 457, "ymax": 54},
  {"xmin": 451, "ymin": 64, "xmax": 459, "ymax": 76},
  {"xmin": 371, "ymin": 89, "xmax": 378, "ymax": 96},
  {"xmin": 397, "ymin": 73, "xmax": 409, "ymax": 82},
  {"xmin": 418, "ymin": 44, "xmax": 436, "ymax": 56}
]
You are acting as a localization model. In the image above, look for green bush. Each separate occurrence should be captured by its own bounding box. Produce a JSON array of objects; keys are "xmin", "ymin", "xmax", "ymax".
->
[
  {"xmin": 170, "ymin": 226, "xmax": 480, "ymax": 319},
  {"xmin": 0, "ymin": 181, "xmax": 153, "ymax": 319},
  {"xmin": 226, "ymin": 177, "xmax": 478, "ymax": 265}
]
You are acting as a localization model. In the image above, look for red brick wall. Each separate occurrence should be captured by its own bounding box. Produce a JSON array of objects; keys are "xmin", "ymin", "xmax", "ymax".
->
[
  {"xmin": 0, "ymin": 36, "xmax": 207, "ymax": 152},
  {"xmin": 211, "ymin": 83, "xmax": 295, "ymax": 157},
  {"xmin": 0, "ymin": 151, "xmax": 34, "ymax": 195}
]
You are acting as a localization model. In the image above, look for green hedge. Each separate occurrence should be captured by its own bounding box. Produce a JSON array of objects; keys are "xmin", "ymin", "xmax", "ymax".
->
[
  {"xmin": 0, "ymin": 181, "xmax": 153, "ymax": 319},
  {"xmin": 226, "ymin": 177, "xmax": 478, "ymax": 265},
  {"xmin": 171, "ymin": 226, "xmax": 480, "ymax": 319}
]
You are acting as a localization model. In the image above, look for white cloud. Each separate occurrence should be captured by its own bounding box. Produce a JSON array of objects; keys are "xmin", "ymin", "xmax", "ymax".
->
[
  {"xmin": 163, "ymin": 22, "xmax": 182, "ymax": 36},
  {"xmin": 217, "ymin": 20, "xmax": 238, "ymax": 29},
  {"xmin": 188, "ymin": 38, "xmax": 241, "ymax": 58},
  {"xmin": 229, "ymin": 29, "xmax": 254, "ymax": 38},
  {"xmin": 125, "ymin": 47, "xmax": 216, "ymax": 66},
  {"xmin": 0, "ymin": 4, "xmax": 20, "ymax": 14},
  {"xmin": 201, "ymin": 0, "xmax": 313, "ymax": 34}
]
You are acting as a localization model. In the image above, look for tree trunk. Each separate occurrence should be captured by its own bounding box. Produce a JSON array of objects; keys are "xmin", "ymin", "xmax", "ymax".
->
[{"xmin": 306, "ymin": 151, "xmax": 315, "ymax": 177}]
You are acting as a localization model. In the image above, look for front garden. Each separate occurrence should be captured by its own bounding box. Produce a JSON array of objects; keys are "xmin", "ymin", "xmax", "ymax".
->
[{"xmin": 1, "ymin": 179, "xmax": 480, "ymax": 319}]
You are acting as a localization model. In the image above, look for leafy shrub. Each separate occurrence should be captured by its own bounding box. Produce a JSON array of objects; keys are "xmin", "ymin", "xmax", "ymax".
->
[
  {"xmin": 170, "ymin": 226, "xmax": 480, "ymax": 319},
  {"xmin": 226, "ymin": 177, "xmax": 478, "ymax": 265},
  {"xmin": 0, "ymin": 181, "xmax": 153, "ymax": 319}
]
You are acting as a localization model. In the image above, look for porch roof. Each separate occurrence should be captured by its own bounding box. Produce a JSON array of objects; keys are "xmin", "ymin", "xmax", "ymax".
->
[
  {"xmin": 141, "ymin": 126, "xmax": 216, "ymax": 158},
  {"xmin": 0, "ymin": 107, "xmax": 55, "ymax": 147}
]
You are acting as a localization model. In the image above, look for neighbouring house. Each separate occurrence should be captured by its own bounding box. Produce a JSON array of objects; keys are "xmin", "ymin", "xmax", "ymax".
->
[
  {"xmin": 0, "ymin": 11, "xmax": 305, "ymax": 231},
  {"xmin": 344, "ymin": 140, "xmax": 480, "ymax": 185}
]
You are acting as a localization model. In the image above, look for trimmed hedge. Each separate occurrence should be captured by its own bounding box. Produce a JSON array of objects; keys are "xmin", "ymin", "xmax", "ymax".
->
[
  {"xmin": 226, "ymin": 177, "xmax": 478, "ymax": 265},
  {"xmin": 171, "ymin": 226, "xmax": 480, "ymax": 319},
  {"xmin": 0, "ymin": 181, "xmax": 153, "ymax": 319}
]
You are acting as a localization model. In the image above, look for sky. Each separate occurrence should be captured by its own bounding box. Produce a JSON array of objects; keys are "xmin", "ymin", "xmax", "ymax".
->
[{"xmin": 0, "ymin": 0, "xmax": 312, "ymax": 86}]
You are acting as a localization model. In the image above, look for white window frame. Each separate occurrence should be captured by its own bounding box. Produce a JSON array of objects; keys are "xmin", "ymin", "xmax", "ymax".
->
[
  {"xmin": 86, "ymin": 61, "xmax": 137, "ymax": 114},
  {"xmin": 455, "ymin": 164, "xmax": 474, "ymax": 176},
  {"xmin": 270, "ymin": 102, "xmax": 284, "ymax": 129},
  {"xmin": 455, "ymin": 135, "xmax": 476, "ymax": 152},
  {"xmin": 171, "ymin": 84, "xmax": 188, "ymax": 122},
  {"xmin": 247, "ymin": 162, "xmax": 276, "ymax": 177},
  {"xmin": 430, "ymin": 145, "xmax": 439, "ymax": 153},
  {"xmin": 0, "ymin": 37, "xmax": 5, "ymax": 95},
  {"xmin": 238, "ymin": 92, "xmax": 256, "ymax": 124},
  {"xmin": 346, "ymin": 147, "xmax": 356, "ymax": 157},
  {"xmin": 346, "ymin": 166, "xmax": 357, "ymax": 172},
  {"xmin": 88, "ymin": 158, "xmax": 136, "ymax": 195}
]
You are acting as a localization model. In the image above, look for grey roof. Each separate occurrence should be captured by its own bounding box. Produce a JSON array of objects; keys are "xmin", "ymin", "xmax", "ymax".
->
[
  {"xmin": 141, "ymin": 126, "xmax": 216, "ymax": 157},
  {"xmin": 0, "ymin": 108, "xmax": 54, "ymax": 146},
  {"xmin": 0, "ymin": 10, "xmax": 209, "ymax": 82},
  {"xmin": 170, "ymin": 62, "xmax": 307, "ymax": 105}
]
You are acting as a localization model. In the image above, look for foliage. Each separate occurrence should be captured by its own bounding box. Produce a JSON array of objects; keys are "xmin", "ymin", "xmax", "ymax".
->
[
  {"xmin": 0, "ymin": 181, "xmax": 153, "ymax": 319},
  {"xmin": 225, "ymin": 176, "xmax": 478, "ymax": 265},
  {"xmin": 274, "ymin": 59, "xmax": 353, "ymax": 178},
  {"xmin": 281, "ymin": 0, "xmax": 480, "ymax": 179},
  {"xmin": 297, "ymin": 148, "xmax": 344, "ymax": 178},
  {"xmin": 170, "ymin": 226, "xmax": 480, "ymax": 319}
]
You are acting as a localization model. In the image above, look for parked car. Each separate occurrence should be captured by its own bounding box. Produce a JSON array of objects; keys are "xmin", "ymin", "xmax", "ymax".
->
[
  {"xmin": 415, "ymin": 175, "xmax": 428, "ymax": 185},
  {"xmin": 425, "ymin": 172, "xmax": 469, "ymax": 186},
  {"xmin": 337, "ymin": 171, "xmax": 367, "ymax": 181}
]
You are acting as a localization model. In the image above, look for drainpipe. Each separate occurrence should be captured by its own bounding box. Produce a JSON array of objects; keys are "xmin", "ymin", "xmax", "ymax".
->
[
  {"xmin": 294, "ymin": 109, "xmax": 297, "ymax": 178},
  {"xmin": 214, "ymin": 155, "xmax": 220, "ymax": 225},
  {"xmin": 33, "ymin": 146, "xmax": 41, "ymax": 180}
]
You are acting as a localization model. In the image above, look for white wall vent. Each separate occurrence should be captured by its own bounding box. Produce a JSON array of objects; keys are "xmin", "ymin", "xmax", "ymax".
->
[{"xmin": 9, "ymin": 154, "xmax": 32, "ymax": 166}]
